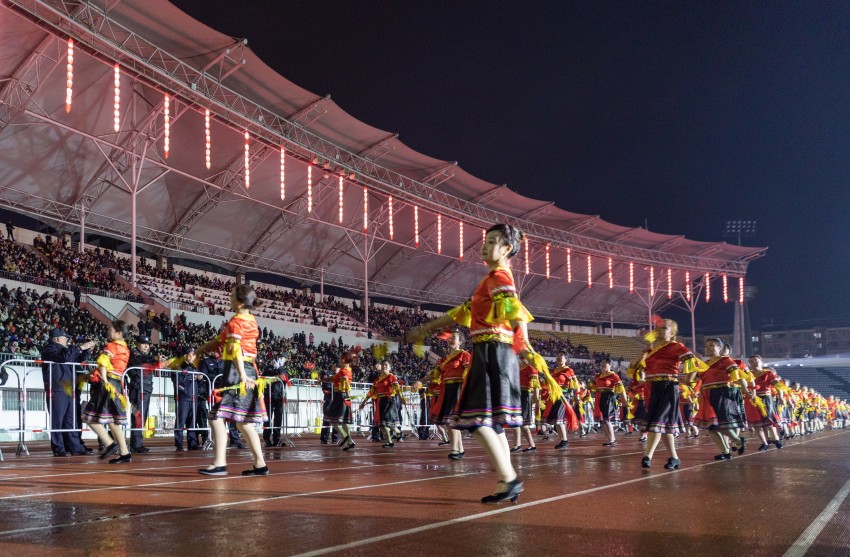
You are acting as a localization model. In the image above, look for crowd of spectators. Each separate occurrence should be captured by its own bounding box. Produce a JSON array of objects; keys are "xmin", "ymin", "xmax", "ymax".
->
[
  {"xmin": 33, "ymin": 237, "xmax": 132, "ymax": 295},
  {"xmin": 0, "ymin": 284, "xmax": 106, "ymax": 356},
  {"xmin": 352, "ymin": 305, "xmax": 433, "ymax": 340},
  {"xmin": 1, "ymin": 238, "xmax": 62, "ymax": 283}
]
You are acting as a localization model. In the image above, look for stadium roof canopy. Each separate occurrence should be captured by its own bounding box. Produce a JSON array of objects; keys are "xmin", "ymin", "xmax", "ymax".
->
[{"xmin": 0, "ymin": 0, "xmax": 766, "ymax": 325}]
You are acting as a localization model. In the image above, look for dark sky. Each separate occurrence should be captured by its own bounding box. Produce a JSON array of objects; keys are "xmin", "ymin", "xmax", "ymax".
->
[{"xmin": 171, "ymin": 0, "xmax": 850, "ymax": 332}]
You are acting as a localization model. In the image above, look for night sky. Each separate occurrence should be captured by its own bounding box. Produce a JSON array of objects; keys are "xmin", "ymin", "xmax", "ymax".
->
[{"xmin": 170, "ymin": 1, "xmax": 850, "ymax": 333}]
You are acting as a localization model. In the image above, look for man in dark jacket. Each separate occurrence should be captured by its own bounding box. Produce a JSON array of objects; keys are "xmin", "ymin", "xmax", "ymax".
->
[
  {"xmin": 169, "ymin": 346, "xmax": 199, "ymax": 451},
  {"xmin": 41, "ymin": 327, "xmax": 96, "ymax": 456},
  {"xmin": 126, "ymin": 335, "xmax": 160, "ymax": 454}
]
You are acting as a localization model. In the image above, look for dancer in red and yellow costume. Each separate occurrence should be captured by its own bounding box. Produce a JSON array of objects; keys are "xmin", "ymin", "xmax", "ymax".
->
[
  {"xmin": 512, "ymin": 352, "xmax": 540, "ymax": 452},
  {"xmin": 679, "ymin": 383, "xmax": 700, "ymax": 438},
  {"xmin": 542, "ymin": 352, "xmax": 580, "ymax": 449},
  {"xmin": 82, "ymin": 319, "xmax": 132, "ymax": 464},
  {"xmin": 591, "ymin": 357, "xmax": 628, "ymax": 446},
  {"xmin": 326, "ymin": 353, "xmax": 357, "ymax": 451},
  {"xmin": 747, "ymin": 355, "xmax": 785, "ymax": 450},
  {"xmin": 631, "ymin": 318, "xmax": 700, "ymax": 470},
  {"xmin": 409, "ymin": 223, "xmax": 532, "ymax": 504},
  {"xmin": 362, "ymin": 360, "xmax": 404, "ymax": 449},
  {"xmin": 689, "ymin": 338, "xmax": 750, "ymax": 461},
  {"xmin": 625, "ymin": 369, "xmax": 648, "ymax": 442},
  {"xmin": 198, "ymin": 285, "xmax": 268, "ymax": 476},
  {"xmin": 429, "ymin": 330, "xmax": 471, "ymax": 458}
]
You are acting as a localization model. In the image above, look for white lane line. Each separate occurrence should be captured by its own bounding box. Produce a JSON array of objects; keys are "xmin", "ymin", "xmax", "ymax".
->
[
  {"xmin": 289, "ymin": 431, "xmax": 848, "ymax": 557},
  {"xmin": 0, "ymin": 456, "xmax": 475, "ymax": 501},
  {"xmin": 783, "ymin": 476, "xmax": 850, "ymax": 557}
]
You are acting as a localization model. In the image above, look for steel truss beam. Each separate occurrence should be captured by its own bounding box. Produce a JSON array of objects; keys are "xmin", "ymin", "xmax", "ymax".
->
[
  {"xmin": 4, "ymin": 0, "xmax": 762, "ymax": 275},
  {"xmin": 0, "ymin": 33, "xmax": 64, "ymax": 134}
]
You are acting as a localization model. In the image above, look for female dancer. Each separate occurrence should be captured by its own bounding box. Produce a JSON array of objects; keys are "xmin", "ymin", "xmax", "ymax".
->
[
  {"xmin": 512, "ymin": 352, "xmax": 539, "ymax": 453},
  {"xmin": 747, "ymin": 355, "xmax": 784, "ymax": 450},
  {"xmin": 544, "ymin": 353, "xmax": 580, "ymax": 449},
  {"xmin": 326, "ymin": 354, "xmax": 356, "ymax": 451},
  {"xmin": 625, "ymin": 368, "xmax": 648, "ymax": 442},
  {"xmin": 197, "ymin": 285, "xmax": 268, "ymax": 476},
  {"xmin": 592, "ymin": 358, "xmax": 628, "ymax": 446},
  {"xmin": 689, "ymin": 338, "xmax": 750, "ymax": 460},
  {"xmin": 362, "ymin": 360, "xmax": 403, "ymax": 448},
  {"xmin": 82, "ymin": 319, "xmax": 132, "ymax": 464},
  {"xmin": 631, "ymin": 318, "xmax": 699, "ymax": 470},
  {"xmin": 409, "ymin": 223, "xmax": 532, "ymax": 504},
  {"xmin": 429, "ymin": 330, "xmax": 472, "ymax": 459}
]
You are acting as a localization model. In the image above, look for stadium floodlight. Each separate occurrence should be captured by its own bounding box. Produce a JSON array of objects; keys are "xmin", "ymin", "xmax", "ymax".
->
[{"xmin": 724, "ymin": 220, "xmax": 757, "ymax": 245}]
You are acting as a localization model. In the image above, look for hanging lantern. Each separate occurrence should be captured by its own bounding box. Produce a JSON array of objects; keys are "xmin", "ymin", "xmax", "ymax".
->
[
  {"xmin": 566, "ymin": 248, "xmax": 572, "ymax": 283},
  {"xmin": 685, "ymin": 271, "xmax": 691, "ymax": 301},
  {"xmin": 388, "ymin": 195, "xmax": 394, "ymax": 239},
  {"xmin": 458, "ymin": 220, "xmax": 463, "ymax": 261},
  {"xmin": 649, "ymin": 266, "xmax": 655, "ymax": 295},
  {"xmin": 722, "ymin": 273, "xmax": 729, "ymax": 303},
  {"xmin": 243, "ymin": 130, "xmax": 249, "ymax": 188},
  {"xmin": 205, "ymin": 109, "xmax": 212, "ymax": 170},
  {"xmin": 629, "ymin": 261, "xmax": 634, "ymax": 293},
  {"xmin": 65, "ymin": 38, "xmax": 73, "ymax": 113},
  {"xmin": 437, "ymin": 214, "xmax": 442, "ymax": 254},
  {"xmin": 113, "ymin": 64, "xmax": 120, "ymax": 132},
  {"xmin": 587, "ymin": 255, "xmax": 592, "ymax": 288},
  {"xmin": 279, "ymin": 145, "xmax": 285, "ymax": 201},
  {"xmin": 608, "ymin": 257, "xmax": 613, "ymax": 289},
  {"xmin": 705, "ymin": 272, "xmax": 711, "ymax": 302},
  {"xmin": 545, "ymin": 243, "xmax": 550, "ymax": 279},
  {"xmin": 524, "ymin": 237, "xmax": 530, "ymax": 274},
  {"xmin": 163, "ymin": 94, "xmax": 170, "ymax": 160}
]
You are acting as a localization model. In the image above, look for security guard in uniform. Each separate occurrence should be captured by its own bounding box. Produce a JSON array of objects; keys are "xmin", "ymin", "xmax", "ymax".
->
[{"xmin": 127, "ymin": 335, "xmax": 161, "ymax": 454}]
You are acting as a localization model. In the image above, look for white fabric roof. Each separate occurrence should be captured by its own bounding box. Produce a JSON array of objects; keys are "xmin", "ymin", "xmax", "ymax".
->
[{"xmin": 0, "ymin": 0, "xmax": 765, "ymax": 324}]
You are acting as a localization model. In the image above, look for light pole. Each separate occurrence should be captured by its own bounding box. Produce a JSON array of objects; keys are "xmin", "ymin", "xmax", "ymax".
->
[{"xmin": 724, "ymin": 220, "xmax": 757, "ymax": 357}]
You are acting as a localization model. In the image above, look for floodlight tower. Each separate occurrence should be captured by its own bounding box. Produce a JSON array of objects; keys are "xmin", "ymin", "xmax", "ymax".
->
[{"xmin": 724, "ymin": 220, "xmax": 757, "ymax": 357}]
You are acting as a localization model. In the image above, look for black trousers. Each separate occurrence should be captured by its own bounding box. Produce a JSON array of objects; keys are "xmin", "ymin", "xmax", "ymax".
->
[
  {"xmin": 130, "ymin": 391, "xmax": 153, "ymax": 449},
  {"xmin": 174, "ymin": 399, "xmax": 198, "ymax": 448},
  {"xmin": 263, "ymin": 398, "xmax": 284, "ymax": 443},
  {"xmin": 46, "ymin": 391, "xmax": 85, "ymax": 454}
]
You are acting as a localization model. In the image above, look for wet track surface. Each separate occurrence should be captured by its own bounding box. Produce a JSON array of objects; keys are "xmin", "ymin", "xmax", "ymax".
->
[{"xmin": 1, "ymin": 430, "xmax": 849, "ymax": 556}]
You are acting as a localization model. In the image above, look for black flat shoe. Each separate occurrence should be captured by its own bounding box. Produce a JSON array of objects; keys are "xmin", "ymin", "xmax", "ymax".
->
[
  {"xmin": 737, "ymin": 437, "xmax": 747, "ymax": 455},
  {"xmin": 382, "ymin": 443, "xmax": 395, "ymax": 449},
  {"xmin": 481, "ymin": 479, "xmax": 524, "ymax": 504},
  {"xmin": 338, "ymin": 436, "xmax": 351, "ymax": 446},
  {"xmin": 758, "ymin": 443, "xmax": 770, "ymax": 451},
  {"xmin": 510, "ymin": 446, "xmax": 522, "ymax": 453},
  {"xmin": 437, "ymin": 440, "xmax": 450, "ymax": 446},
  {"xmin": 603, "ymin": 441, "xmax": 617, "ymax": 447},
  {"xmin": 448, "ymin": 451, "xmax": 465, "ymax": 460},
  {"xmin": 198, "ymin": 465, "xmax": 228, "ymax": 476},
  {"xmin": 664, "ymin": 457, "xmax": 680, "ymax": 470},
  {"xmin": 242, "ymin": 466, "xmax": 269, "ymax": 476},
  {"xmin": 522, "ymin": 446, "xmax": 537, "ymax": 453},
  {"xmin": 343, "ymin": 440, "xmax": 356, "ymax": 451},
  {"xmin": 53, "ymin": 451, "xmax": 68, "ymax": 457},
  {"xmin": 641, "ymin": 456, "xmax": 651, "ymax": 468},
  {"xmin": 109, "ymin": 453, "xmax": 133, "ymax": 464},
  {"xmin": 99, "ymin": 442, "xmax": 118, "ymax": 460},
  {"xmin": 714, "ymin": 452, "xmax": 732, "ymax": 461},
  {"xmin": 554, "ymin": 440, "xmax": 569, "ymax": 450},
  {"xmin": 773, "ymin": 439, "xmax": 783, "ymax": 449}
]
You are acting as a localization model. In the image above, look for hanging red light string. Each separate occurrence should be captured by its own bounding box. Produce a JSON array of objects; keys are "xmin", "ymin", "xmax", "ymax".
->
[
  {"xmin": 279, "ymin": 145, "xmax": 285, "ymax": 200},
  {"xmin": 545, "ymin": 243, "xmax": 551, "ymax": 279},
  {"xmin": 524, "ymin": 237, "xmax": 530, "ymax": 274},
  {"xmin": 685, "ymin": 271, "xmax": 691, "ymax": 301},
  {"xmin": 414, "ymin": 206, "xmax": 419, "ymax": 247},
  {"xmin": 608, "ymin": 257, "xmax": 613, "ymax": 289},
  {"xmin": 705, "ymin": 272, "xmax": 711, "ymax": 302},
  {"xmin": 437, "ymin": 214, "xmax": 442, "ymax": 254},
  {"xmin": 629, "ymin": 261, "xmax": 634, "ymax": 293},
  {"xmin": 65, "ymin": 38, "xmax": 73, "ymax": 113},
  {"xmin": 649, "ymin": 266, "xmax": 655, "ymax": 295},
  {"xmin": 587, "ymin": 255, "xmax": 592, "ymax": 288},
  {"xmin": 739, "ymin": 276, "xmax": 745, "ymax": 305},
  {"xmin": 388, "ymin": 195, "xmax": 394, "ymax": 239},
  {"xmin": 205, "ymin": 109, "xmax": 211, "ymax": 170},
  {"xmin": 566, "ymin": 248, "xmax": 572, "ymax": 283},
  {"xmin": 667, "ymin": 268, "xmax": 673, "ymax": 299},
  {"xmin": 458, "ymin": 220, "xmax": 463, "ymax": 261},
  {"xmin": 163, "ymin": 94, "xmax": 170, "ymax": 159},
  {"xmin": 306, "ymin": 165, "xmax": 312, "ymax": 212},
  {"xmin": 113, "ymin": 64, "xmax": 120, "ymax": 132},
  {"xmin": 243, "ymin": 130, "xmax": 249, "ymax": 188},
  {"xmin": 363, "ymin": 187, "xmax": 368, "ymax": 231},
  {"xmin": 337, "ymin": 174, "xmax": 343, "ymax": 223},
  {"xmin": 722, "ymin": 273, "xmax": 729, "ymax": 303}
]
